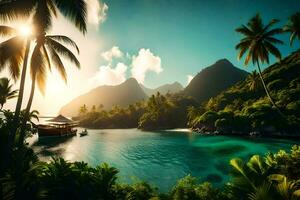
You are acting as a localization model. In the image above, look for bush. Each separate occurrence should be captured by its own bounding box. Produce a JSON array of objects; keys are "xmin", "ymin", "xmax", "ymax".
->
[
  {"xmin": 170, "ymin": 175, "xmax": 226, "ymax": 200},
  {"xmin": 267, "ymin": 79, "xmax": 287, "ymax": 91}
]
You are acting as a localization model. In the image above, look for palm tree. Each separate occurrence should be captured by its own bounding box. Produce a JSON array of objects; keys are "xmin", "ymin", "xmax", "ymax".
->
[
  {"xmin": 235, "ymin": 14, "xmax": 283, "ymax": 111},
  {"xmin": 79, "ymin": 104, "xmax": 88, "ymax": 116},
  {"xmin": 18, "ymin": 33, "xmax": 80, "ymax": 144},
  {"xmin": 0, "ymin": 77, "xmax": 18, "ymax": 109},
  {"xmin": 0, "ymin": 25, "xmax": 31, "ymax": 128},
  {"xmin": 283, "ymin": 12, "xmax": 300, "ymax": 46},
  {"xmin": 0, "ymin": 0, "xmax": 87, "ymax": 141},
  {"xmin": 247, "ymin": 71, "xmax": 261, "ymax": 92},
  {"xmin": 0, "ymin": 0, "xmax": 87, "ymax": 34}
]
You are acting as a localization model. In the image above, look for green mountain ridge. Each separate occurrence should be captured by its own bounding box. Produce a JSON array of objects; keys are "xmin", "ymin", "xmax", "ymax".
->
[
  {"xmin": 189, "ymin": 50, "xmax": 300, "ymax": 134},
  {"xmin": 184, "ymin": 59, "xmax": 249, "ymax": 103}
]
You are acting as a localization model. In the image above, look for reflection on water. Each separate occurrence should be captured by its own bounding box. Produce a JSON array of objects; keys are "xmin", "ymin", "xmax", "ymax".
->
[{"xmin": 30, "ymin": 128, "xmax": 300, "ymax": 191}]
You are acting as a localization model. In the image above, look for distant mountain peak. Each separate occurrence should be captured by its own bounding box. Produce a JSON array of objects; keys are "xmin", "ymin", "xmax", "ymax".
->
[
  {"xmin": 123, "ymin": 77, "xmax": 139, "ymax": 85},
  {"xmin": 140, "ymin": 81, "xmax": 183, "ymax": 96},
  {"xmin": 184, "ymin": 58, "xmax": 248, "ymax": 102},
  {"xmin": 60, "ymin": 77, "xmax": 147, "ymax": 117},
  {"xmin": 215, "ymin": 58, "xmax": 232, "ymax": 65}
]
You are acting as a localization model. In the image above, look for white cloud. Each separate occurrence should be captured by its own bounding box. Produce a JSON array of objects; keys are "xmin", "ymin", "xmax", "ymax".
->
[
  {"xmin": 86, "ymin": 0, "xmax": 108, "ymax": 26},
  {"xmin": 101, "ymin": 46, "xmax": 124, "ymax": 62},
  {"xmin": 131, "ymin": 48, "xmax": 163, "ymax": 84},
  {"xmin": 187, "ymin": 75, "xmax": 194, "ymax": 85},
  {"xmin": 90, "ymin": 62, "xmax": 127, "ymax": 86}
]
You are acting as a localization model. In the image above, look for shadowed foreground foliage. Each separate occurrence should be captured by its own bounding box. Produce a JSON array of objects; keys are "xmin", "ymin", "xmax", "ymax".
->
[{"xmin": 1, "ymin": 111, "xmax": 300, "ymax": 200}]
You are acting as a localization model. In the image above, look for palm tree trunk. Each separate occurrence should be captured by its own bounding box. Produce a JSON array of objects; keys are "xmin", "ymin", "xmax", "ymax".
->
[
  {"xmin": 4, "ymin": 39, "xmax": 31, "ymax": 171},
  {"xmin": 14, "ymin": 39, "xmax": 31, "ymax": 122},
  {"xmin": 256, "ymin": 62, "xmax": 284, "ymax": 116},
  {"xmin": 18, "ymin": 75, "xmax": 36, "ymax": 146}
]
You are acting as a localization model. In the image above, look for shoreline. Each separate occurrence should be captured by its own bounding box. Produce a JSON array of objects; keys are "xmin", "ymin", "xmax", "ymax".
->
[{"xmin": 78, "ymin": 125, "xmax": 300, "ymax": 140}]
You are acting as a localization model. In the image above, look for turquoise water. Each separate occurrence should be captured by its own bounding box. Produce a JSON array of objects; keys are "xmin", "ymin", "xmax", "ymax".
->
[{"xmin": 31, "ymin": 128, "xmax": 300, "ymax": 191}]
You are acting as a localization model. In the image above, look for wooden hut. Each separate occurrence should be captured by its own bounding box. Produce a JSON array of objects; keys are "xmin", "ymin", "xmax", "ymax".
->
[{"xmin": 37, "ymin": 115, "xmax": 78, "ymax": 137}]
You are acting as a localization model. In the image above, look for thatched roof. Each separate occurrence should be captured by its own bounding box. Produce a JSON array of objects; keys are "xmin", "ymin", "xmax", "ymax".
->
[{"xmin": 47, "ymin": 115, "xmax": 74, "ymax": 123}]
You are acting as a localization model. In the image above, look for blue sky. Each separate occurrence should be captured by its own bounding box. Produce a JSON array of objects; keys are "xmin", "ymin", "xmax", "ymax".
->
[{"xmin": 98, "ymin": 0, "xmax": 300, "ymax": 88}]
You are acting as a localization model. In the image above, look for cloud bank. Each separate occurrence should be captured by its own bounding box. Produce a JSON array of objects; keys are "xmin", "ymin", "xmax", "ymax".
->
[
  {"xmin": 86, "ymin": 0, "xmax": 108, "ymax": 26},
  {"xmin": 101, "ymin": 46, "xmax": 124, "ymax": 62},
  {"xmin": 90, "ymin": 63, "xmax": 127, "ymax": 86},
  {"xmin": 92, "ymin": 47, "xmax": 163, "ymax": 86},
  {"xmin": 131, "ymin": 48, "xmax": 163, "ymax": 84}
]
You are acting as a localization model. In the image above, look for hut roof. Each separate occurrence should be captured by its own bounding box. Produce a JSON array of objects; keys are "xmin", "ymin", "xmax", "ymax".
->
[{"xmin": 47, "ymin": 115, "xmax": 74, "ymax": 123}]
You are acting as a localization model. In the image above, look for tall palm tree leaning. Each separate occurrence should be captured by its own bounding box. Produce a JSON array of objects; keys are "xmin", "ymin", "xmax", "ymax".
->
[
  {"xmin": 18, "ymin": 33, "xmax": 80, "ymax": 145},
  {"xmin": 0, "ymin": 0, "xmax": 86, "ymax": 143},
  {"xmin": 0, "ymin": 77, "xmax": 18, "ymax": 109},
  {"xmin": 283, "ymin": 12, "xmax": 300, "ymax": 46},
  {"xmin": 235, "ymin": 13, "xmax": 283, "ymax": 113}
]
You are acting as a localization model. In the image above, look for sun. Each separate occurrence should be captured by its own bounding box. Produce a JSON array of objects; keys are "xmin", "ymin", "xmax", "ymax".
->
[{"xmin": 18, "ymin": 24, "xmax": 33, "ymax": 37}]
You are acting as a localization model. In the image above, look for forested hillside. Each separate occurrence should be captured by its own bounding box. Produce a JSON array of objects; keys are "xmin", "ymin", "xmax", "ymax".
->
[{"xmin": 188, "ymin": 50, "xmax": 300, "ymax": 135}]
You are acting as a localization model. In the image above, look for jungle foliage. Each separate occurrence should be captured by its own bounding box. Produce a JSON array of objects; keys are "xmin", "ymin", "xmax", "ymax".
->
[{"xmin": 188, "ymin": 50, "xmax": 300, "ymax": 135}]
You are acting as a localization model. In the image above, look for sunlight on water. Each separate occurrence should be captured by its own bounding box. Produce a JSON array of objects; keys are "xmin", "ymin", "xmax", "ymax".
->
[{"xmin": 30, "ymin": 129, "xmax": 300, "ymax": 191}]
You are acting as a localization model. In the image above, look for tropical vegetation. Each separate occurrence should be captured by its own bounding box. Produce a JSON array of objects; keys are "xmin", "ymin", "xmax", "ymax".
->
[
  {"xmin": 1, "ymin": 110, "xmax": 300, "ymax": 200},
  {"xmin": 0, "ymin": 77, "xmax": 17, "ymax": 109},
  {"xmin": 188, "ymin": 48, "xmax": 300, "ymax": 136},
  {"xmin": 0, "ymin": 0, "xmax": 299, "ymax": 198},
  {"xmin": 77, "ymin": 93, "xmax": 197, "ymax": 130}
]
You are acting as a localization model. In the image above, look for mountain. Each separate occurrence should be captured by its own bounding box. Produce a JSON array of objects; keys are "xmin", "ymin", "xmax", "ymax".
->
[
  {"xmin": 60, "ymin": 78, "xmax": 147, "ymax": 117},
  {"xmin": 184, "ymin": 59, "xmax": 248, "ymax": 102},
  {"xmin": 188, "ymin": 50, "xmax": 300, "ymax": 134},
  {"xmin": 140, "ymin": 82, "xmax": 183, "ymax": 96}
]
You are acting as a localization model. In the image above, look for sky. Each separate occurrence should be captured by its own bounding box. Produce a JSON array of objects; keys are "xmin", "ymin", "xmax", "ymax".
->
[{"xmin": 1, "ymin": 0, "xmax": 300, "ymax": 115}]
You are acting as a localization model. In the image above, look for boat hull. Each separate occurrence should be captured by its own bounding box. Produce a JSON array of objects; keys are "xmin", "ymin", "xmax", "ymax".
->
[{"xmin": 38, "ymin": 125, "xmax": 77, "ymax": 137}]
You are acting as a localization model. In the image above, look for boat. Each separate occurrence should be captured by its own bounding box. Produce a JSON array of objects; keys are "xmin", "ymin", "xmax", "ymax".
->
[
  {"xmin": 37, "ymin": 115, "xmax": 78, "ymax": 137},
  {"xmin": 79, "ymin": 129, "xmax": 88, "ymax": 137}
]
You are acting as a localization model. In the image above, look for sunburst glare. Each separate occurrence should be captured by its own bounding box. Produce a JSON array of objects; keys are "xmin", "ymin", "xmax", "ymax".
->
[{"xmin": 18, "ymin": 24, "xmax": 33, "ymax": 37}]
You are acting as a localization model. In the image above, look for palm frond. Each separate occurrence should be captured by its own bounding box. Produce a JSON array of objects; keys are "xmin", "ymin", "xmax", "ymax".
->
[
  {"xmin": 264, "ymin": 41, "xmax": 281, "ymax": 61},
  {"xmin": 46, "ymin": 37, "xmax": 80, "ymax": 69},
  {"xmin": 33, "ymin": 0, "xmax": 53, "ymax": 33},
  {"xmin": 47, "ymin": 35, "xmax": 79, "ymax": 53},
  {"xmin": 0, "ymin": 25, "xmax": 17, "ymax": 37},
  {"xmin": 265, "ymin": 37, "xmax": 284, "ymax": 45},
  {"xmin": 0, "ymin": 36, "xmax": 25, "ymax": 81},
  {"xmin": 42, "ymin": 45, "xmax": 51, "ymax": 70},
  {"xmin": 289, "ymin": 32, "xmax": 296, "ymax": 46},
  {"xmin": 235, "ymin": 25, "xmax": 254, "ymax": 37},
  {"xmin": 54, "ymin": 0, "xmax": 87, "ymax": 34},
  {"xmin": 0, "ymin": 0, "xmax": 36, "ymax": 22},
  {"xmin": 47, "ymin": 46, "xmax": 67, "ymax": 83},
  {"xmin": 30, "ymin": 45, "xmax": 47, "ymax": 94},
  {"xmin": 248, "ymin": 13, "xmax": 263, "ymax": 33},
  {"xmin": 46, "ymin": 0, "xmax": 57, "ymax": 17},
  {"xmin": 263, "ymin": 28, "xmax": 283, "ymax": 37},
  {"xmin": 262, "ymin": 18, "xmax": 279, "ymax": 33}
]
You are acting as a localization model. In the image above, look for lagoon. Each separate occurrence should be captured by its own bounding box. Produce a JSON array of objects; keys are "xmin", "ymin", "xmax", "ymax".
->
[{"xmin": 30, "ymin": 128, "xmax": 300, "ymax": 192}]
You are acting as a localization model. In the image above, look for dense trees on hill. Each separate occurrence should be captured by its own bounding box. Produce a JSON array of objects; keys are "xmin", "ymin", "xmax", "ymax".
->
[
  {"xmin": 188, "ymin": 51, "xmax": 300, "ymax": 135},
  {"xmin": 77, "ymin": 93, "xmax": 198, "ymax": 130}
]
